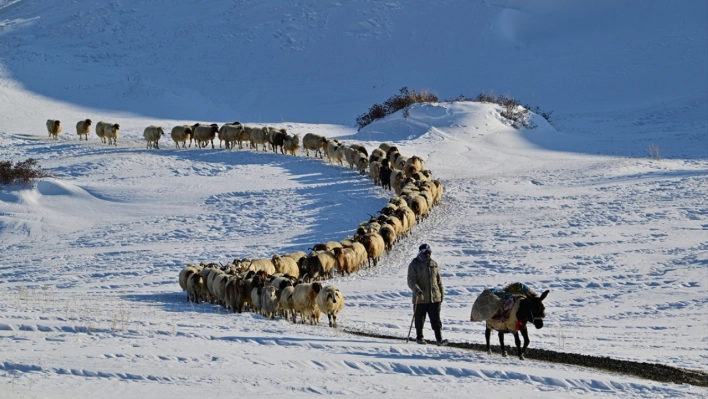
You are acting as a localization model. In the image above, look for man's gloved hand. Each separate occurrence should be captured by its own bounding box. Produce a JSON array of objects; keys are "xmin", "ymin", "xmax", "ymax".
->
[{"xmin": 415, "ymin": 288, "xmax": 423, "ymax": 297}]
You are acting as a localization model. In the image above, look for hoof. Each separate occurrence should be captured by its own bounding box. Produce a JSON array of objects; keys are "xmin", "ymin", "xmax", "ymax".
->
[
  {"xmin": 501, "ymin": 352, "xmax": 508, "ymax": 358},
  {"xmin": 519, "ymin": 354, "xmax": 525, "ymax": 360},
  {"xmin": 487, "ymin": 349, "xmax": 492, "ymax": 356}
]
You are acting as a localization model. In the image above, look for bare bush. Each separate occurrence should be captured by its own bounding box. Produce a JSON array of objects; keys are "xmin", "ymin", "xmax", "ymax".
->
[
  {"xmin": 0, "ymin": 158, "xmax": 53, "ymax": 187},
  {"xmin": 356, "ymin": 87, "xmax": 438, "ymax": 130}
]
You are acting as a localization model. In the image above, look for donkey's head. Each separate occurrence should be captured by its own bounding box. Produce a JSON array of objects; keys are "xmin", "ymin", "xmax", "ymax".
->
[{"xmin": 526, "ymin": 290, "xmax": 549, "ymax": 329}]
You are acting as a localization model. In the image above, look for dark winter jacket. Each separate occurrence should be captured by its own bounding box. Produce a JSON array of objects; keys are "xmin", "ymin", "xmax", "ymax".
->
[{"xmin": 407, "ymin": 256, "xmax": 444, "ymax": 304}]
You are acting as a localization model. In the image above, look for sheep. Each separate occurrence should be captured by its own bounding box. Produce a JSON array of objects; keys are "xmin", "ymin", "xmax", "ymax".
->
[
  {"xmin": 95, "ymin": 121, "xmax": 120, "ymax": 146},
  {"xmin": 219, "ymin": 122, "xmax": 243, "ymax": 149},
  {"xmin": 379, "ymin": 162, "xmax": 393, "ymax": 190},
  {"xmin": 332, "ymin": 144, "xmax": 347, "ymax": 166},
  {"xmin": 369, "ymin": 148, "xmax": 386, "ymax": 164},
  {"xmin": 302, "ymin": 133, "xmax": 326, "ymax": 158},
  {"xmin": 325, "ymin": 140, "xmax": 342, "ymax": 164},
  {"xmin": 433, "ymin": 179, "xmax": 443, "ymax": 205},
  {"xmin": 46, "ymin": 119, "xmax": 62, "ymax": 140},
  {"xmin": 250, "ymin": 286, "xmax": 263, "ymax": 314},
  {"xmin": 143, "ymin": 125, "xmax": 165, "ymax": 149},
  {"xmin": 272, "ymin": 254, "xmax": 299, "ymax": 278},
  {"xmin": 283, "ymin": 134, "xmax": 300, "ymax": 156},
  {"xmin": 369, "ymin": 161, "xmax": 382, "ymax": 185},
  {"xmin": 235, "ymin": 126, "xmax": 252, "ymax": 149},
  {"xmin": 292, "ymin": 282, "xmax": 322, "ymax": 324},
  {"xmin": 395, "ymin": 206, "xmax": 416, "ymax": 234},
  {"xmin": 248, "ymin": 126, "xmax": 269, "ymax": 151},
  {"xmin": 186, "ymin": 272, "xmax": 206, "ymax": 303},
  {"xmin": 408, "ymin": 194, "xmax": 430, "ymax": 221},
  {"xmin": 343, "ymin": 241, "xmax": 368, "ymax": 269},
  {"xmin": 234, "ymin": 276, "xmax": 257, "ymax": 313},
  {"xmin": 394, "ymin": 155, "xmax": 408, "ymax": 171},
  {"xmin": 332, "ymin": 247, "xmax": 359, "ymax": 276},
  {"xmin": 390, "ymin": 170, "xmax": 406, "ymax": 195},
  {"xmin": 357, "ymin": 232, "xmax": 385, "ymax": 267},
  {"xmin": 193, "ymin": 123, "xmax": 219, "ymax": 149},
  {"xmin": 297, "ymin": 251, "xmax": 336, "ymax": 282},
  {"xmin": 223, "ymin": 276, "xmax": 242, "ymax": 313},
  {"xmin": 283, "ymin": 251, "xmax": 307, "ymax": 264},
  {"xmin": 260, "ymin": 285, "xmax": 279, "ymax": 319},
  {"xmin": 379, "ymin": 224, "xmax": 397, "ymax": 255},
  {"xmin": 179, "ymin": 264, "xmax": 202, "ymax": 293},
  {"xmin": 379, "ymin": 142, "xmax": 394, "ymax": 153},
  {"xmin": 279, "ymin": 286, "xmax": 296, "ymax": 322},
  {"xmin": 316, "ymin": 285, "xmax": 345, "ymax": 328},
  {"xmin": 268, "ymin": 127, "xmax": 288, "ymax": 154},
  {"xmin": 354, "ymin": 151, "xmax": 369, "ymax": 175},
  {"xmin": 404, "ymin": 155, "xmax": 425, "ymax": 176},
  {"xmin": 171, "ymin": 125, "xmax": 193, "ymax": 148},
  {"xmin": 209, "ymin": 271, "xmax": 230, "ymax": 305},
  {"xmin": 76, "ymin": 119, "xmax": 92, "ymax": 141},
  {"xmin": 247, "ymin": 258, "xmax": 276, "ymax": 275}
]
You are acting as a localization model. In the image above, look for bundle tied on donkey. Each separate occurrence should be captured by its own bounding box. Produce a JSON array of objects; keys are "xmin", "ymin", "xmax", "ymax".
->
[{"xmin": 470, "ymin": 282, "xmax": 549, "ymax": 360}]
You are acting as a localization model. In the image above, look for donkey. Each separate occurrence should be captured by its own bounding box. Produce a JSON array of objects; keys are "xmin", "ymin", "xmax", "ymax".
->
[{"xmin": 485, "ymin": 289, "xmax": 549, "ymax": 360}]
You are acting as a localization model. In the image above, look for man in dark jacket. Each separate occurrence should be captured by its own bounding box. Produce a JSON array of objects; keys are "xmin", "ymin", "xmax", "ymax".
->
[{"xmin": 407, "ymin": 243, "xmax": 448, "ymax": 346}]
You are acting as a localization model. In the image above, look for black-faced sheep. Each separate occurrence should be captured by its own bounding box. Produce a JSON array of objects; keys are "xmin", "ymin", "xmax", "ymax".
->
[
  {"xmin": 292, "ymin": 282, "xmax": 322, "ymax": 324},
  {"xmin": 186, "ymin": 272, "xmax": 206, "ymax": 303},
  {"xmin": 171, "ymin": 125, "xmax": 193, "ymax": 148},
  {"xmin": 76, "ymin": 119, "xmax": 91, "ymax": 141},
  {"xmin": 46, "ymin": 119, "xmax": 62, "ymax": 140},
  {"xmin": 369, "ymin": 148, "xmax": 386, "ymax": 164},
  {"xmin": 193, "ymin": 123, "xmax": 219, "ymax": 149},
  {"xmin": 96, "ymin": 122, "xmax": 120, "ymax": 146},
  {"xmin": 297, "ymin": 251, "xmax": 336, "ymax": 282},
  {"xmin": 143, "ymin": 126, "xmax": 165, "ymax": 149},
  {"xmin": 316, "ymin": 285, "xmax": 345, "ymax": 328},
  {"xmin": 404, "ymin": 155, "xmax": 425, "ymax": 176}
]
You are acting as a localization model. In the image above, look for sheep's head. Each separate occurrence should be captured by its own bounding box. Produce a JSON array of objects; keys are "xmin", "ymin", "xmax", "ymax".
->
[{"xmin": 86, "ymin": 119, "xmax": 92, "ymax": 125}]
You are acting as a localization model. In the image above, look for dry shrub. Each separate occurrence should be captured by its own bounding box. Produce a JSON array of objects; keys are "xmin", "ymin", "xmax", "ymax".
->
[
  {"xmin": 356, "ymin": 87, "xmax": 438, "ymax": 130},
  {"xmin": 0, "ymin": 158, "xmax": 53, "ymax": 186}
]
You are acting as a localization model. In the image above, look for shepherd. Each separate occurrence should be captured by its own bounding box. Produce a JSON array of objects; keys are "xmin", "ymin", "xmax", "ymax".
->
[{"xmin": 407, "ymin": 243, "xmax": 448, "ymax": 346}]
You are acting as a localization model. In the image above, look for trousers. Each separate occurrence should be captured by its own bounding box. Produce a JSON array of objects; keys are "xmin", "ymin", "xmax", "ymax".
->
[{"xmin": 414, "ymin": 302, "xmax": 442, "ymax": 341}]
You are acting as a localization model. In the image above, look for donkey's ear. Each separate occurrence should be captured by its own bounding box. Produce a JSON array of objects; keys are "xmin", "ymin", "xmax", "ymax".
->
[{"xmin": 540, "ymin": 290, "xmax": 550, "ymax": 301}]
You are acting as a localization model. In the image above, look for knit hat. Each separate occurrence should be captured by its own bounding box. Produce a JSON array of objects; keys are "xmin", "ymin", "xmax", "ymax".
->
[{"xmin": 419, "ymin": 243, "xmax": 431, "ymax": 254}]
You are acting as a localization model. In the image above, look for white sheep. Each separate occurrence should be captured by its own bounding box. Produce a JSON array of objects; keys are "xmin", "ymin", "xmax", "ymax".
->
[
  {"xmin": 272, "ymin": 254, "xmax": 299, "ymax": 278},
  {"xmin": 302, "ymin": 133, "xmax": 325, "ymax": 158},
  {"xmin": 316, "ymin": 285, "xmax": 345, "ymax": 328},
  {"xmin": 292, "ymin": 282, "xmax": 322, "ymax": 324},
  {"xmin": 279, "ymin": 285, "xmax": 296, "ymax": 322},
  {"xmin": 404, "ymin": 155, "xmax": 425, "ymax": 176},
  {"xmin": 46, "ymin": 119, "xmax": 62, "ymax": 140},
  {"xmin": 220, "ymin": 123, "xmax": 243, "ymax": 150},
  {"xmin": 283, "ymin": 134, "xmax": 300, "ymax": 156},
  {"xmin": 171, "ymin": 125, "xmax": 193, "ymax": 149},
  {"xmin": 143, "ymin": 125, "xmax": 165, "ymax": 149},
  {"xmin": 247, "ymin": 258, "xmax": 276, "ymax": 275},
  {"xmin": 369, "ymin": 161, "xmax": 382, "ymax": 185},
  {"xmin": 248, "ymin": 126, "xmax": 269, "ymax": 151},
  {"xmin": 186, "ymin": 273, "xmax": 206, "ymax": 303},
  {"xmin": 260, "ymin": 285, "xmax": 279, "ymax": 319},
  {"xmin": 75, "ymin": 119, "xmax": 92, "ymax": 141},
  {"xmin": 96, "ymin": 121, "xmax": 120, "ymax": 146},
  {"xmin": 193, "ymin": 123, "xmax": 219, "ymax": 149},
  {"xmin": 283, "ymin": 251, "xmax": 307, "ymax": 264},
  {"xmin": 178, "ymin": 264, "xmax": 202, "ymax": 293},
  {"xmin": 369, "ymin": 148, "xmax": 386, "ymax": 163}
]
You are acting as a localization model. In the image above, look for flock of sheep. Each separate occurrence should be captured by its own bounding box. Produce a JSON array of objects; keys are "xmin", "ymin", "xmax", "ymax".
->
[
  {"xmin": 44, "ymin": 117, "xmax": 442, "ymax": 328},
  {"xmin": 175, "ymin": 133, "xmax": 443, "ymax": 329}
]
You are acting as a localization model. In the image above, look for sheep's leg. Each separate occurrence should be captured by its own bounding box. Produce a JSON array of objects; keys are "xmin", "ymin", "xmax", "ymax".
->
[{"xmin": 485, "ymin": 327, "xmax": 492, "ymax": 355}]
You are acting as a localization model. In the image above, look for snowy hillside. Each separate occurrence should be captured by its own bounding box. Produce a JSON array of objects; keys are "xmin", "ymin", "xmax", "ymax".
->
[{"xmin": 0, "ymin": 0, "xmax": 707, "ymax": 398}]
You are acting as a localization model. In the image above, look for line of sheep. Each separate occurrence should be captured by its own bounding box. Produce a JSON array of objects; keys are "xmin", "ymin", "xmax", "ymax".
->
[{"xmin": 176, "ymin": 140, "xmax": 443, "ymax": 329}]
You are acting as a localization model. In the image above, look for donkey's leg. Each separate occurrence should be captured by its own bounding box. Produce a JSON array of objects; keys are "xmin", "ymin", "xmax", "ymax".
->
[
  {"xmin": 513, "ymin": 331, "xmax": 523, "ymax": 360},
  {"xmin": 498, "ymin": 331, "xmax": 507, "ymax": 357},
  {"xmin": 485, "ymin": 327, "xmax": 492, "ymax": 355},
  {"xmin": 519, "ymin": 326, "xmax": 531, "ymax": 360}
]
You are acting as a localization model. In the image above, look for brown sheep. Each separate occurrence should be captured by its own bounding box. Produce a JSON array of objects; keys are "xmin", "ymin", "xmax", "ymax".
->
[
  {"xmin": 76, "ymin": 119, "xmax": 91, "ymax": 141},
  {"xmin": 332, "ymin": 247, "xmax": 359, "ymax": 276},
  {"xmin": 46, "ymin": 119, "xmax": 62, "ymax": 140}
]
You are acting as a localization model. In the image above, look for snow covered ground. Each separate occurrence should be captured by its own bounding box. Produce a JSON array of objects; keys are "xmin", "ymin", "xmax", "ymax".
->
[{"xmin": 0, "ymin": 0, "xmax": 706, "ymax": 398}]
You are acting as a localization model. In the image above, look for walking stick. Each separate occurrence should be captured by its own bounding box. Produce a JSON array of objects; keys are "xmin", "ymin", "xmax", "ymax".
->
[{"xmin": 406, "ymin": 295, "xmax": 419, "ymax": 343}]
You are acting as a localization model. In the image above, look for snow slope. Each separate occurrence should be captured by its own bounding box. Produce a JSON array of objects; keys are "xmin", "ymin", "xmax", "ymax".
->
[{"xmin": 0, "ymin": 0, "xmax": 706, "ymax": 398}]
